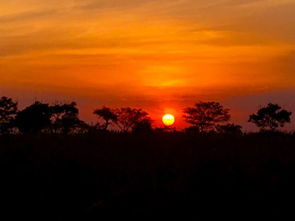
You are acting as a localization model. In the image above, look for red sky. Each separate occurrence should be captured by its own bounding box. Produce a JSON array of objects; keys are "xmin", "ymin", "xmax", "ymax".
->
[{"xmin": 1, "ymin": 0, "xmax": 295, "ymax": 130}]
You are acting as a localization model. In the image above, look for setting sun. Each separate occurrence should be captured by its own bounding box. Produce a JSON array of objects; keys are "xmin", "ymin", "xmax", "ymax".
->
[{"xmin": 162, "ymin": 114, "xmax": 175, "ymax": 126}]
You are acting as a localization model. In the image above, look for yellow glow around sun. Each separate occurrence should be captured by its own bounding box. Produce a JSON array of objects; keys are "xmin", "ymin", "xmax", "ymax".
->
[{"xmin": 162, "ymin": 114, "xmax": 175, "ymax": 126}]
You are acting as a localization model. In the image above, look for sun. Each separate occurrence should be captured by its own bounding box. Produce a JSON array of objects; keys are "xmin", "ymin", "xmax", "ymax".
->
[{"xmin": 162, "ymin": 114, "xmax": 175, "ymax": 126}]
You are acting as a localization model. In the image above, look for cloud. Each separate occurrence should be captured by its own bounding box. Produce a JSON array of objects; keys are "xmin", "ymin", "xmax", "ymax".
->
[
  {"xmin": 77, "ymin": 0, "xmax": 156, "ymax": 10},
  {"xmin": 0, "ymin": 9, "xmax": 57, "ymax": 23}
]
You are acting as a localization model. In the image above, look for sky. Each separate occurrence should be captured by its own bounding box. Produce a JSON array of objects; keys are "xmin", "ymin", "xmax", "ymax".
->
[{"xmin": 1, "ymin": 0, "xmax": 295, "ymax": 130}]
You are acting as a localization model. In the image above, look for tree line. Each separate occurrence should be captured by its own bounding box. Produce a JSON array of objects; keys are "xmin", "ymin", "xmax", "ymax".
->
[{"xmin": 0, "ymin": 96, "xmax": 292, "ymax": 135}]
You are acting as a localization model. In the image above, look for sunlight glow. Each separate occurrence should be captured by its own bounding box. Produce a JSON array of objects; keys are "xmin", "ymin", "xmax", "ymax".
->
[{"xmin": 162, "ymin": 114, "xmax": 175, "ymax": 126}]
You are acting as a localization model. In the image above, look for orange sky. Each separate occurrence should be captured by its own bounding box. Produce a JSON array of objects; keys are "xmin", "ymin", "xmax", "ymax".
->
[{"xmin": 1, "ymin": 0, "xmax": 295, "ymax": 130}]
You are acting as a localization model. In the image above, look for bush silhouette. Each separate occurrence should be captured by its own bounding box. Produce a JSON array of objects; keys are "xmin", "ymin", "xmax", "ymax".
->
[
  {"xmin": 249, "ymin": 103, "xmax": 292, "ymax": 131},
  {"xmin": 216, "ymin": 123, "xmax": 243, "ymax": 135},
  {"xmin": 133, "ymin": 118, "xmax": 153, "ymax": 134}
]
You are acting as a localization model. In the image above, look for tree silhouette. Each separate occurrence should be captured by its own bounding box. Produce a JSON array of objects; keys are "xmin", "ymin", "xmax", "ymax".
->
[
  {"xmin": 249, "ymin": 103, "xmax": 292, "ymax": 131},
  {"xmin": 15, "ymin": 102, "xmax": 51, "ymax": 133},
  {"xmin": 0, "ymin": 96, "xmax": 18, "ymax": 134},
  {"xmin": 94, "ymin": 107, "xmax": 117, "ymax": 131},
  {"xmin": 183, "ymin": 101, "xmax": 231, "ymax": 133},
  {"xmin": 50, "ymin": 102, "xmax": 85, "ymax": 134},
  {"xmin": 115, "ymin": 108, "xmax": 151, "ymax": 132},
  {"xmin": 14, "ymin": 101, "xmax": 85, "ymax": 134}
]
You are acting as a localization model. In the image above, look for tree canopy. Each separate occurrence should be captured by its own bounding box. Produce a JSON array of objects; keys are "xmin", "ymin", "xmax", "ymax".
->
[
  {"xmin": 50, "ymin": 102, "xmax": 85, "ymax": 134},
  {"xmin": 94, "ymin": 107, "xmax": 117, "ymax": 131},
  {"xmin": 115, "ymin": 108, "xmax": 151, "ymax": 132},
  {"xmin": 183, "ymin": 101, "xmax": 231, "ymax": 133},
  {"xmin": 249, "ymin": 103, "xmax": 292, "ymax": 131},
  {"xmin": 0, "ymin": 96, "xmax": 294, "ymax": 135},
  {"xmin": 15, "ymin": 102, "xmax": 52, "ymax": 133}
]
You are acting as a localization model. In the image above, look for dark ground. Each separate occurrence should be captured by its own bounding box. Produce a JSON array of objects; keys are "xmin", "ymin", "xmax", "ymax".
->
[{"xmin": 0, "ymin": 132, "xmax": 295, "ymax": 220}]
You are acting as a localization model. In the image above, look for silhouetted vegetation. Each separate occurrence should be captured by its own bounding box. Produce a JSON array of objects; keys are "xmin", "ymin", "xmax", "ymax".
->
[
  {"xmin": 15, "ymin": 101, "xmax": 52, "ymax": 133},
  {"xmin": 249, "ymin": 103, "xmax": 292, "ymax": 131},
  {"xmin": 50, "ymin": 102, "xmax": 86, "ymax": 135},
  {"xmin": 14, "ymin": 101, "xmax": 86, "ymax": 134},
  {"xmin": 183, "ymin": 101, "xmax": 231, "ymax": 133},
  {"xmin": 216, "ymin": 123, "xmax": 243, "ymax": 135},
  {"xmin": 93, "ymin": 106, "xmax": 117, "ymax": 131},
  {"xmin": 114, "ymin": 107, "xmax": 152, "ymax": 133},
  {"xmin": 1, "ymin": 97, "xmax": 293, "ymax": 135},
  {"xmin": 0, "ymin": 96, "xmax": 18, "ymax": 134},
  {"xmin": 0, "ymin": 96, "xmax": 295, "ymax": 219}
]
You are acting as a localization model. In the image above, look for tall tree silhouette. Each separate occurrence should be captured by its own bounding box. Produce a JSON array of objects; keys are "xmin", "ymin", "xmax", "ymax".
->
[
  {"xmin": 0, "ymin": 96, "xmax": 18, "ymax": 134},
  {"xmin": 15, "ymin": 102, "xmax": 51, "ymax": 133},
  {"xmin": 115, "ymin": 108, "xmax": 151, "ymax": 132},
  {"xmin": 94, "ymin": 107, "xmax": 117, "ymax": 131},
  {"xmin": 183, "ymin": 101, "xmax": 231, "ymax": 133},
  {"xmin": 249, "ymin": 103, "xmax": 292, "ymax": 131}
]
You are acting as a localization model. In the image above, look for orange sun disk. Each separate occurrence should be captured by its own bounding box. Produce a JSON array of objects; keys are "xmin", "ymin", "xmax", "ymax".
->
[{"xmin": 162, "ymin": 114, "xmax": 175, "ymax": 126}]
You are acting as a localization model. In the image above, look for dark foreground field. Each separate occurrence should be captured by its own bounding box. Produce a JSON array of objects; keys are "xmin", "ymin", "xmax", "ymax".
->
[{"xmin": 1, "ymin": 133, "xmax": 295, "ymax": 220}]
